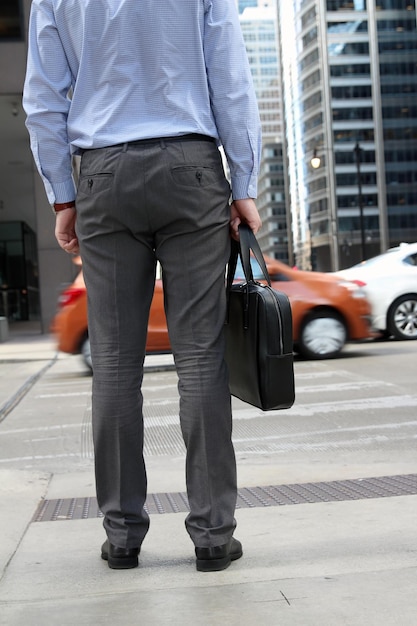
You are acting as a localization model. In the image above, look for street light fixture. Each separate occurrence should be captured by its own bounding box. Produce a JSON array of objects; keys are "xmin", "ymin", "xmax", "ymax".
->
[{"xmin": 310, "ymin": 149, "xmax": 322, "ymax": 170}]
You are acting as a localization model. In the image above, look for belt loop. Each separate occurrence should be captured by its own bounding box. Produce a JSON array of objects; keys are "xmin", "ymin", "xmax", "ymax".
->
[
  {"xmin": 122, "ymin": 142, "xmax": 128, "ymax": 152},
  {"xmin": 160, "ymin": 138, "xmax": 167, "ymax": 149}
]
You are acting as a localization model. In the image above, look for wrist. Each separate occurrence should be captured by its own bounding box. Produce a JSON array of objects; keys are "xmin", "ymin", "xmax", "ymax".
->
[{"xmin": 53, "ymin": 201, "xmax": 76, "ymax": 214}]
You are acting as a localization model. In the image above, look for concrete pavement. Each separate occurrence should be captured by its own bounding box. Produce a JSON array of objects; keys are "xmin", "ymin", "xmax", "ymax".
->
[{"xmin": 0, "ymin": 328, "xmax": 416, "ymax": 625}]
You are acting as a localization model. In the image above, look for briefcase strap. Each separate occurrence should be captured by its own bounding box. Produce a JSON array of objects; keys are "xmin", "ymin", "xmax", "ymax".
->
[
  {"xmin": 239, "ymin": 224, "xmax": 271, "ymax": 286},
  {"xmin": 226, "ymin": 224, "xmax": 270, "ymax": 291}
]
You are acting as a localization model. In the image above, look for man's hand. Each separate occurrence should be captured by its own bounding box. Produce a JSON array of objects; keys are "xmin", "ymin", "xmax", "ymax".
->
[
  {"xmin": 55, "ymin": 208, "xmax": 79, "ymax": 254},
  {"xmin": 230, "ymin": 198, "xmax": 262, "ymax": 240}
]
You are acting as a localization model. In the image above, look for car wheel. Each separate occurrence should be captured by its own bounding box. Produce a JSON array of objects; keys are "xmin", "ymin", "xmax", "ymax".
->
[
  {"xmin": 81, "ymin": 336, "xmax": 93, "ymax": 370},
  {"xmin": 387, "ymin": 295, "xmax": 417, "ymax": 340},
  {"xmin": 298, "ymin": 311, "xmax": 347, "ymax": 359}
]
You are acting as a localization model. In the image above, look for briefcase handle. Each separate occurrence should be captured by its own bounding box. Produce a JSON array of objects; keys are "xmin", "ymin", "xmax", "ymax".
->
[{"xmin": 226, "ymin": 223, "xmax": 271, "ymax": 291}]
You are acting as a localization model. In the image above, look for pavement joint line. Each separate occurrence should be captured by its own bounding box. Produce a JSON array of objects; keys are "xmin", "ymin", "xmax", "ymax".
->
[
  {"xmin": 32, "ymin": 473, "xmax": 417, "ymax": 521},
  {"xmin": 0, "ymin": 354, "xmax": 58, "ymax": 424}
]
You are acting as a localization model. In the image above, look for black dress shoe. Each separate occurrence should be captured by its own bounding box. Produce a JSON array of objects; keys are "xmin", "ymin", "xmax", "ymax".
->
[
  {"xmin": 195, "ymin": 537, "xmax": 243, "ymax": 572},
  {"xmin": 101, "ymin": 540, "xmax": 140, "ymax": 569}
]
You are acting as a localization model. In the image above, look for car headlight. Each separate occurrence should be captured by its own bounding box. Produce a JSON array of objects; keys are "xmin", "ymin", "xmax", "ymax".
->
[{"xmin": 337, "ymin": 280, "xmax": 367, "ymax": 298}]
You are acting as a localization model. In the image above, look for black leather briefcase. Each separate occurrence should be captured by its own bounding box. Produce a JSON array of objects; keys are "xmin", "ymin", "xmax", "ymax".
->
[{"xmin": 224, "ymin": 224, "xmax": 295, "ymax": 411}]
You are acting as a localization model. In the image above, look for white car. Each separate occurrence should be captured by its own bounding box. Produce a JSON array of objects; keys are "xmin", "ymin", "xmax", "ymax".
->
[{"xmin": 335, "ymin": 243, "xmax": 417, "ymax": 340}]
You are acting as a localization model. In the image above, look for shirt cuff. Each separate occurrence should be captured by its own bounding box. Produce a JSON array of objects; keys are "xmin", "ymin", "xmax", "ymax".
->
[
  {"xmin": 50, "ymin": 178, "xmax": 77, "ymax": 205},
  {"xmin": 231, "ymin": 174, "xmax": 258, "ymax": 201}
]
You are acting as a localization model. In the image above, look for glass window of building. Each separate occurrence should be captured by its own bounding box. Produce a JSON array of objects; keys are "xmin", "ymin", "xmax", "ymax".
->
[{"xmin": 327, "ymin": 1, "xmax": 367, "ymax": 10}]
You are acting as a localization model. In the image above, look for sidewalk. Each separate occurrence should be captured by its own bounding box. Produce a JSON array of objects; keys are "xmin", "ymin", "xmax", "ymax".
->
[{"xmin": 0, "ymin": 331, "xmax": 416, "ymax": 625}]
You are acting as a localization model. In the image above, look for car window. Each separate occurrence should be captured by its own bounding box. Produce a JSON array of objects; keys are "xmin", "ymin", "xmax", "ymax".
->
[{"xmin": 403, "ymin": 253, "xmax": 417, "ymax": 267}]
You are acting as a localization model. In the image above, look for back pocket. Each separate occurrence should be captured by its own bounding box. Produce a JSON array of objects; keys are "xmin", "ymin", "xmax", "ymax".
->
[
  {"xmin": 171, "ymin": 165, "xmax": 217, "ymax": 188},
  {"xmin": 78, "ymin": 173, "xmax": 114, "ymax": 196}
]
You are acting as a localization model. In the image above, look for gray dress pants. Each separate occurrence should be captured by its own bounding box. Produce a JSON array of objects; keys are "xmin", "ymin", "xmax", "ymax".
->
[{"xmin": 76, "ymin": 136, "xmax": 237, "ymax": 549}]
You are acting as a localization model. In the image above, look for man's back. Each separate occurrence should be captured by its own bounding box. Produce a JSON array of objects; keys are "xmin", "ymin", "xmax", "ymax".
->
[
  {"xmin": 24, "ymin": 0, "xmax": 260, "ymax": 204},
  {"xmin": 35, "ymin": 0, "xmax": 215, "ymax": 147}
]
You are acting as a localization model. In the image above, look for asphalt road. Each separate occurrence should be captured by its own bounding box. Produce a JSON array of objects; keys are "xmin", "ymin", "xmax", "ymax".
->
[{"xmin": 0, "ymin": 337, "xmax": 416, "ymax": 487}]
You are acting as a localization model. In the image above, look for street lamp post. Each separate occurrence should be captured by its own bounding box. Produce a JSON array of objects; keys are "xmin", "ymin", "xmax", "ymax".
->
[
  {"xmin": 353, "ymin": 142, "xmax": 366, "ymax": 261},
  {"xmin": 309, "ymin": 146, "xmax": 339, "ymax": 270}
]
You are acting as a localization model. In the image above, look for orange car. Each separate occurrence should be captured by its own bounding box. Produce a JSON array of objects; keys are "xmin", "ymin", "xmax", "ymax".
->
[{"xmin": 51, "ymin": 256, "xmax": 373, "ymax": 369}]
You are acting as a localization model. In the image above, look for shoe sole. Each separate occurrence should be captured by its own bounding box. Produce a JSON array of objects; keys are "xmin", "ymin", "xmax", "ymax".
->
[
  {"xmin": 196, "ymin": 548, "xmax": 243, "ymax": 572},
  {"xmin": 101, "ymin": 552, "xmax": 139, "ymax": 569}
]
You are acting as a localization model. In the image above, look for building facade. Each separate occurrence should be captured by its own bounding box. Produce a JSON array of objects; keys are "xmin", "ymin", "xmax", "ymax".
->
[
  {"xmin": 278, "ymin": 0, "xmax": 417, "ymax": 271},
  {"xmin": 0, "ymin": 0, "xmax": 78, "ymax": 331},
  {"xmin": 237, "ymin": 0, "xmax": 259, "ymax": 13},
  {"xmin": 240, "ymin": 2, "xmax": 291, "ymax": 263}
]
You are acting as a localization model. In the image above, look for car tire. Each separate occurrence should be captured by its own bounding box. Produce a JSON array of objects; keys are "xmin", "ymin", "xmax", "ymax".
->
[
  {"xmin": 298, "ymin": 310, "xmax": 347, "ymax": 359},
  {"xmin": 80, "ymin": 336, "xmax": 93, "ymax": 371},
  {"xmin": 387, "ymin": 294, "xmax": 417, "ymax": 340}
]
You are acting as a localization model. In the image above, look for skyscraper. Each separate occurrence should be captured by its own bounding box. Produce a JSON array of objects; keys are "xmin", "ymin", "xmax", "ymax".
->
[
  {"xmin": 278, "ymin": 0, "xmax": 417, "ymax": 271},
  {"xmin": 240, "ymin": 3, "xmax": 290, "ymax": 262}
]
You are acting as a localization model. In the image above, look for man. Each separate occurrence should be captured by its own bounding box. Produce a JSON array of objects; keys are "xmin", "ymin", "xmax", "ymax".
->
[{"xmin": 24, "ymin": 0, "xmax": 262, "ymax": 572}]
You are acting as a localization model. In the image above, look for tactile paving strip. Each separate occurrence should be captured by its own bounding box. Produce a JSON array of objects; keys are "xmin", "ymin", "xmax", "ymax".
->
[{"xmin": 33, "ymin": 473, "xmax": 417, "ymax": 522}]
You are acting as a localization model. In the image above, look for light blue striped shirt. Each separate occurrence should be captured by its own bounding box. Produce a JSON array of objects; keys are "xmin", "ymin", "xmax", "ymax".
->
[{"xmin": 23, "ymin": 0, "xmax": 262, "ymax": 205}]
